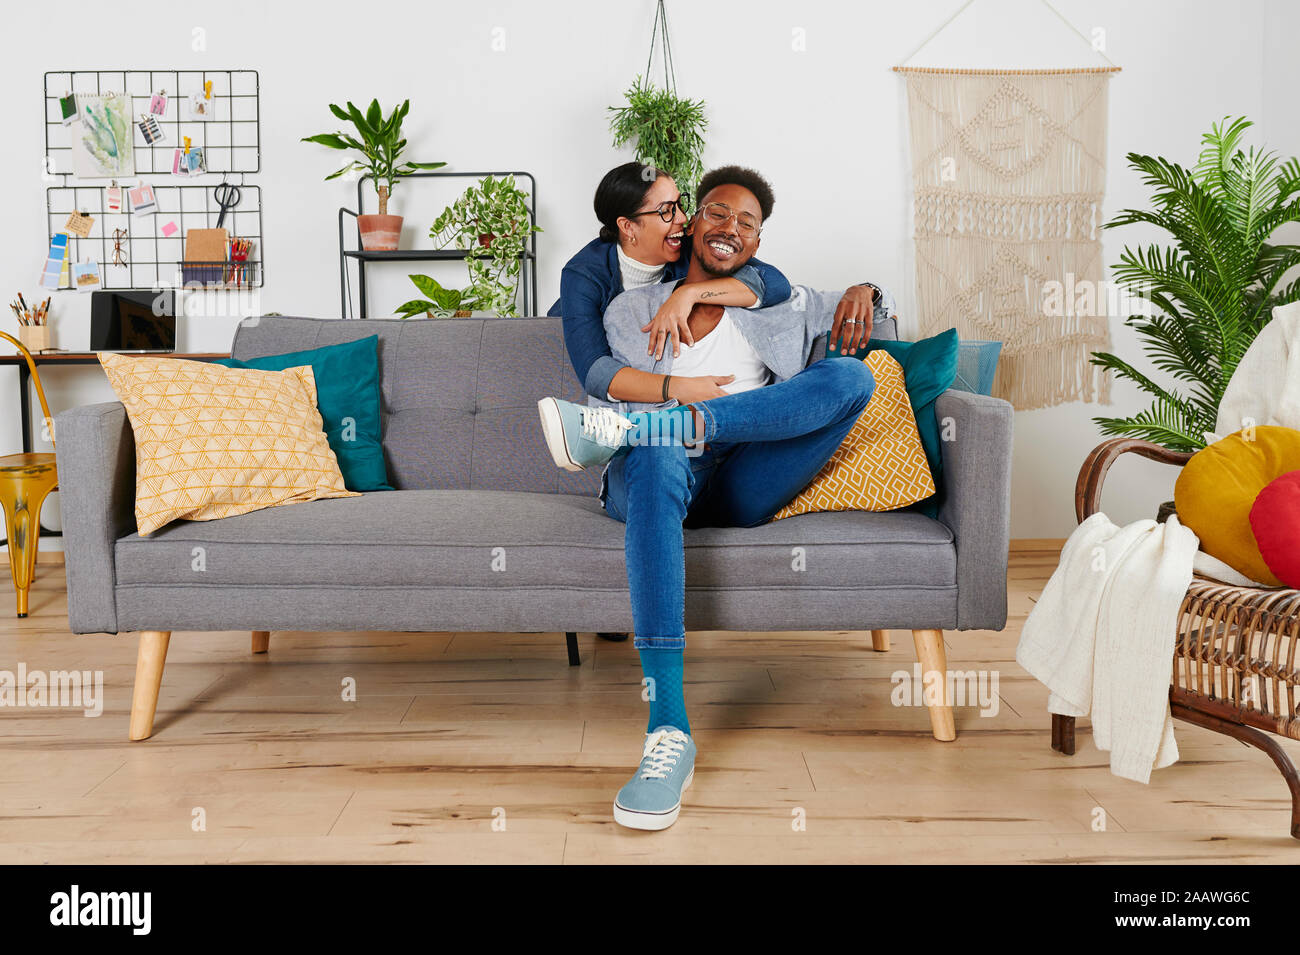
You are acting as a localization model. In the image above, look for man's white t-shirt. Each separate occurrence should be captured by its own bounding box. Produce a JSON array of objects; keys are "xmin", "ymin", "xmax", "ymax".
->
[{"xmin": 671, "ymin": 311, "xmax": 772, "ymax": 395}]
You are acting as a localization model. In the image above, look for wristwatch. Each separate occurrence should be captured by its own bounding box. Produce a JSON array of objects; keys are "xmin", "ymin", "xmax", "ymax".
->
[{"xmin": 860, "ymin": 282, "xmax": 881, "ymax": 305}]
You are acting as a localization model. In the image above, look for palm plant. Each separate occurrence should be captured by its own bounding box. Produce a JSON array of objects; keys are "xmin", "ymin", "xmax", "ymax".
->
[{"xmin": 1091, "ymin": 117, "xmax": 1300, "ymax": 451}]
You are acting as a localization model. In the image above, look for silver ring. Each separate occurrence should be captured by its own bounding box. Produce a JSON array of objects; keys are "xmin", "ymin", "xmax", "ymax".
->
[{"xmin": 844, "ymin": 319, "xmax": 858, "ymax": 325}]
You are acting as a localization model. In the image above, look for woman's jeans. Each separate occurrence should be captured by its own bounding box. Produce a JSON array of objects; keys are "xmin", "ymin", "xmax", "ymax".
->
[{"xmin": 601, "ymin": 356, "xmax": 876, "ymax": 650}]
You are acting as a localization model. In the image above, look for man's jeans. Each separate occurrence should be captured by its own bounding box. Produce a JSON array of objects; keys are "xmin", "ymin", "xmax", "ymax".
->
[{"xmin": 602, "ymin": 356, "xmax": 876, "ymax": 650}]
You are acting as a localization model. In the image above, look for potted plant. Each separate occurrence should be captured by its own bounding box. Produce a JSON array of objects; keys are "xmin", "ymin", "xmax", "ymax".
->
[
  {"xmin": 608, "ymin": 75, "xmax": 707, "ymax": 199},
  {"xmin": 302, "ymin": 99, "xmax": 446, "ymax": 251},
  {"xmin": 1091, "ymin": 117, "xmax": 1300, "ymax": 455},
  {"xmin": 430, "ymin": 175, "xmax": 541, "ymax": 317},
  {"xmin": 394, "ymin": 274, "xmax": 483, "ymax": 319}
]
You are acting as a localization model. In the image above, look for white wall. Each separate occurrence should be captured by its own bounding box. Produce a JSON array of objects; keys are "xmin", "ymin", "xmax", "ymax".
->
[{"xmin": 0, "ymin": 0, "xmax": 1292, "ymax": 546}]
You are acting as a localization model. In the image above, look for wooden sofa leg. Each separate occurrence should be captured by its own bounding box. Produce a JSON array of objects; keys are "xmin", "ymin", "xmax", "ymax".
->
[
  {"xmin": 870, "ymin": 629, "xmax": 890, "ymax": 652},
  {"xmin": 251, "ymin": 630, "xmax": 270, "ymax": 654},
  {"xmin": 129, "ymin": 630, "xmax": 171, "ymax": 741},
  {"xmin": 1051, "ymin": 714, "xmax": 1076, "ymax": 755},
  {"xmin": 911, "ymin": 628, "xmax": 955, "ymax": 742}
]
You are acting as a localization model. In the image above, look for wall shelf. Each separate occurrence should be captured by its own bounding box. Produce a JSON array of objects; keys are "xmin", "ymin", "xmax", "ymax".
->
[{"xmin": 338, "ymin": 170, "xmax": 538, "ymax": 318}]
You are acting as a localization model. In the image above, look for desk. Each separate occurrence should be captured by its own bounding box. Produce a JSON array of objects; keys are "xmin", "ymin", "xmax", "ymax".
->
[
  {"xmin": 0, "ymin": 351, "xmax": 229, "ymax": 538},
  {"xmin": 1, "ymin": 351, "xmax": 230, "ymax": 454}
]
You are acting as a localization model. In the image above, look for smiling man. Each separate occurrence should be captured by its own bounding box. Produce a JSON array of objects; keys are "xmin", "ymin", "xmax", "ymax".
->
[{"xmin": 536, "ymin": 165, "xmax": 893, "ymax": 830}]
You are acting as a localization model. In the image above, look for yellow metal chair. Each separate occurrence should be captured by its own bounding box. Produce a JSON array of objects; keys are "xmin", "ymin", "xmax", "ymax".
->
[{"xmin": 0, "ymin": 331, "xmax": 58, "ymax": 617}]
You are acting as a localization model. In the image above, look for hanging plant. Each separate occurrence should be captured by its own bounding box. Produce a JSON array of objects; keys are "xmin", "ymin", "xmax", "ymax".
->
[{"xmin": 607, "ymin": 1, "xmax": 707, "ymax": 198}]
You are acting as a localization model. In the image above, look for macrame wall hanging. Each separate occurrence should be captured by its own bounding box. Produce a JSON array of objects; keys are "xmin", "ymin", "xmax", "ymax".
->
[{"xmin": 896, "ymin": 1, "xmax": 1121, "ymax": 411}]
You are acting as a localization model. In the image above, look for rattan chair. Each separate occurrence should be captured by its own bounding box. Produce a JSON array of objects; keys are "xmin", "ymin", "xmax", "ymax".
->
[
  {"xmin": 1052, "ymin": 437, "xmax": 1300, "ymax": 839},
  {"xmin": 0, "ymin": 331, "xmax": 58, "ymax": 617}
]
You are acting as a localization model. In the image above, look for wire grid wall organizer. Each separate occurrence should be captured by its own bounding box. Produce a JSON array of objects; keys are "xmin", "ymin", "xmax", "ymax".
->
[
  {"xmin": 44, "ymin": 70, "xmax": 261, "ymax": 177},
  {"xmin": 47, "ymin": 184, "xmax": 263, "ymax": 289}
]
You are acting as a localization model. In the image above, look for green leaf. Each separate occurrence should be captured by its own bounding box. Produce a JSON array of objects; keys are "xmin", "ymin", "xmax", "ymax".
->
[
  {"xmin": 301, "ymin": 133, "xmax": 350, "ymax": 149},
  {"xmin": 394, "ymin": 299, "xmax": 433, "ymax": 318},
  {"xmin": 323, "ymin": 162, "xmax": 357, "ymax": 180},
  {"xmin": 409, "ymin": 274, "xmax": 447, "ymax": 300}
]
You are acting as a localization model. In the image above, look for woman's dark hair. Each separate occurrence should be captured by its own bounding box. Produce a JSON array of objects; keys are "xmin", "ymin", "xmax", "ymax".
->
[
  {"xmin": 594, "ymin": 161, "xmax": 663, "ymax": 243},
  {"xmin": 695, "ymin": 165, "xmax": 775, "ymax": 221}
]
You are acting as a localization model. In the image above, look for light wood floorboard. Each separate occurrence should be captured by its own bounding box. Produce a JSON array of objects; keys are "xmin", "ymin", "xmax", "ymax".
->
[{"xmin": 3, "ymin": 549, "xmax": 1298, "ymax": 863}]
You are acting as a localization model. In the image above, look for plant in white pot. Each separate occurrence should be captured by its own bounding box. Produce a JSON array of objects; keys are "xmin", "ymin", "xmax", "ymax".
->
[{"xmin": 303, "ymin": 99, "xmax": 445, "ymax": 251}]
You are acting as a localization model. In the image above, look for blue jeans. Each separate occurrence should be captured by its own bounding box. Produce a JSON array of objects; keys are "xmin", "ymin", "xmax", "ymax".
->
[{"xmin": 602, "ymin": 356, "xmax": 876, "ymax": 650}]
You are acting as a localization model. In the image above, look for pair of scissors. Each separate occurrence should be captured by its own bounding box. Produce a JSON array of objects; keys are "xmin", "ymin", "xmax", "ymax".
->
[{"xmin": 214, "ymin": 181, "xmax": 241, "ymax": 229}]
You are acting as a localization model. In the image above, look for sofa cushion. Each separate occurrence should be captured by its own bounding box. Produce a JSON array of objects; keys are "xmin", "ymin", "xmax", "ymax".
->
[
  {"xmin": 115, "ymin": 488, "xmax": 956, "ymax": 593},
  {"xmin": 1175, "ymin": 425, "xmax": 1300, "ymax": 587},
  {"xmin": 215, "ymin": 335, "xmax": 391, "ymax": 492},
  {"xmin": 773, "ymin": 350, "xmax": 935, "ymax": 520},
  {"xmin": 99, "ymin": 352, "xmax": 359, "ymax": 536}
]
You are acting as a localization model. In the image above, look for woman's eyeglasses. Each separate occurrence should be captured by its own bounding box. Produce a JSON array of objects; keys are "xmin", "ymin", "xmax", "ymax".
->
[
  {"xmin": 698, "ymin": 201, "xmax": 760, "ymax": 237},
  {"xmin": 629, "ymin": 196, "xmax": 691, "ymax": 223}
]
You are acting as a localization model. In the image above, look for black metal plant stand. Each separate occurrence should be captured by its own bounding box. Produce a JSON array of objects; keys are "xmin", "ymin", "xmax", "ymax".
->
[{"xmin": 338, "ymin": 171, "xmax": 538, "ymax": 319}]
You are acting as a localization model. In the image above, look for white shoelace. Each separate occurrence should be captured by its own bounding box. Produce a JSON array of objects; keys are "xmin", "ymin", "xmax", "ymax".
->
[
  {"xmin": 580, "ymin": 406, "xmax": 634, "ymax": 447},
  {"xmin": 639, "ymin": 728, "xmax": 689, "ymax": 780}
]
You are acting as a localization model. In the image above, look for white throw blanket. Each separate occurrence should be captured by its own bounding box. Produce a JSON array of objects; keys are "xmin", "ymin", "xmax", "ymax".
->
[
  {"xmin": 1209, "ymin": 300, "xmax": 1300, "ymax": 442},
  {"xmin": 1016, "ymin": 512, "xmax": 1200, "ymax": 783}
]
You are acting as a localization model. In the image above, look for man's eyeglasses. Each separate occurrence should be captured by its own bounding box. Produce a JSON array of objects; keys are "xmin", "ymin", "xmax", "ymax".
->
[
  {"xmin": 698, "ymin": 201, "xmax": 761, "ymax": 236},
  {"xmin": 629, "ymin": 196, "xmax": 691, "ymax": 223}
]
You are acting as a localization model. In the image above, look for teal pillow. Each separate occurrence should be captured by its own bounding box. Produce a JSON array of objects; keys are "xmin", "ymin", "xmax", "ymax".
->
[
  {"xmin": 217, "ymin": 335, "xmax": 391, "ymax": 491},
  {"xmin": 830, "ymin": 328, "xmax": 959, "ymax": 517}
]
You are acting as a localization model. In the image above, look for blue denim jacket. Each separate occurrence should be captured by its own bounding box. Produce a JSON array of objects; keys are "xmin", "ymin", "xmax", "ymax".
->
[{"xmin": 548, "ymin": 237, "xmax": 793, "ymax": 399}]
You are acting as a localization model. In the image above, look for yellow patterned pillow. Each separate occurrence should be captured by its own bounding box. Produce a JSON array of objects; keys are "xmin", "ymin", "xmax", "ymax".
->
[
  {"xmin": 773, "ymin": 351, "xmax": 935, "ymax": 520},
  {"xmin": 99, "ymin": 353, "xmax": 360, "ymax": 536}
]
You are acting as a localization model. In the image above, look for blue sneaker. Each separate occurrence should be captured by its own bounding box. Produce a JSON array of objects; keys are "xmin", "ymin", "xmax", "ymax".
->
[
  {"xmin": 537, "ymin": 397, "xmax": 634, "ymax": 472},
  {"xmin": 613, "ymin": 726, "xmax": 696, "ymax": 830}
]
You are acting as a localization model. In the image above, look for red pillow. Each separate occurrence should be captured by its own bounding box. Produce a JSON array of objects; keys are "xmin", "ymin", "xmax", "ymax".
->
[{"xmin": 1250, "ymin": 470, "xmax": 1300, "ymax": 588}]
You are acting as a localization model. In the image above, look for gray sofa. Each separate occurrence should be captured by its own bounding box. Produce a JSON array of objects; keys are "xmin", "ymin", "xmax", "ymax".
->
[{"xmin": 54, "ymin": 314, "xmax": 1013, "ymax": 741}]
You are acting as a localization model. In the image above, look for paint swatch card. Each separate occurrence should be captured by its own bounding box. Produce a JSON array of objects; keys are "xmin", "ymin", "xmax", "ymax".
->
[
  {"xmin": 106, "ymin": 184, "xmax": 123, "ymax": 212},
  {"xmin": 65, "ymin": 211, "xmax": 95, "ymax": 238},
  {"xmin": 41, "ymin": 233, "xmax": 69, "ymax": 289},
  {"xmin": 129, "ymin": 183, "xmax": 157, "ymax": 216},
  {"xmin": 149, "ymin": 92, "xmax": 168, "ymax": 115}
]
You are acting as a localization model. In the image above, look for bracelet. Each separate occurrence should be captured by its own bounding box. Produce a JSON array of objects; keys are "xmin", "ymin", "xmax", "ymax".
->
[{"xmin": 662, "ymin": 375, "xmax": 672, "ymax": 402}]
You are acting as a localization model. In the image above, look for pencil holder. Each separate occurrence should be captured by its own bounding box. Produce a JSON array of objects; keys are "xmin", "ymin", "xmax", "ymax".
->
[{"xmin": 18, "ymin": 326, "xmax": 49, "ymax": 353}]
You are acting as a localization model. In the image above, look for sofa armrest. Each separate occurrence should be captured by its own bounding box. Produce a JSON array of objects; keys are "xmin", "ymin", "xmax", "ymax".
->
[
  {"xmin": 935, "ymin": 388, "xmax": 1013, "ymax": 631},
  {"xmin": 53, "ymin": 402, "xmax": 136, "ymax": 634}
]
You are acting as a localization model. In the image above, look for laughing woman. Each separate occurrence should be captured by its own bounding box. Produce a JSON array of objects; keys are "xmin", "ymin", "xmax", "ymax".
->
[{"xmin": 549, "ymin": 162, "xmax": 794, "ymax": 408}]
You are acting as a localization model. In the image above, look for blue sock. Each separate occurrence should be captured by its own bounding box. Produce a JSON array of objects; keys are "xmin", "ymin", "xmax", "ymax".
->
[
  {"xmin": 638, "ymin": 647, "xmax": 690, "ymax": 735},
  {"xmin": 627, "ymin": 406, "xmax": 698, "ymax": 447}
]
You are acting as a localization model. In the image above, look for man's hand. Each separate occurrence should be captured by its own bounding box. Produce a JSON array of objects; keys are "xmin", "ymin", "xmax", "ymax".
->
[
  {"xmin": 829, "ymin": 285, "xmax": 876, "ymax": 355},
  {"xmin": 642, "ymin": 286, "xmax": 698, "ymax": 359},
  {"xmin": 668, "ymin": 375, "xmax": 735, "ymax": 403}
]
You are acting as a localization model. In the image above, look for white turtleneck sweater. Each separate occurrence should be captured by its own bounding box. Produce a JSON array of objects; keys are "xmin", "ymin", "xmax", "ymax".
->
[{"xmin": 616, "ymin": 245, "xmax": 666, "ymax": 292}]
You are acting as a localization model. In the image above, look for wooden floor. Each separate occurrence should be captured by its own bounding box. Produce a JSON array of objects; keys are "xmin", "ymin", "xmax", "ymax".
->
[{"xmin": 3, "ymin": 545, "xmax": 1299, "ymax": 864}]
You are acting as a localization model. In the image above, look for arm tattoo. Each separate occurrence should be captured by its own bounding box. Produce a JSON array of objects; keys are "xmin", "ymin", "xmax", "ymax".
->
[{"xmin": 699, "ymin": 290, "xmax": 724, "ymax": 300}]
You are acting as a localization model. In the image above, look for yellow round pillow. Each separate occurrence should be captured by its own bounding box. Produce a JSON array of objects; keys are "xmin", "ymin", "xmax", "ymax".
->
[{"xmin": 1174, "ymin": 426, "xmax": 1300, "ymax": 586}]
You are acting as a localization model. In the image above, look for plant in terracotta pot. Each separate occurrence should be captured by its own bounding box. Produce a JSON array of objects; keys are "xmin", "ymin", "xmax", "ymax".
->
[
  {"xmin": 393, "ymin": 274, "xmax": 483, "ymax": 319},
  {"xmin": 303, "ymin": 99, "xmax": 445, "ymax": 251},
  {"xmin": 430, "ymin": 174, "xmax": 541, "ymax": 317}
]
